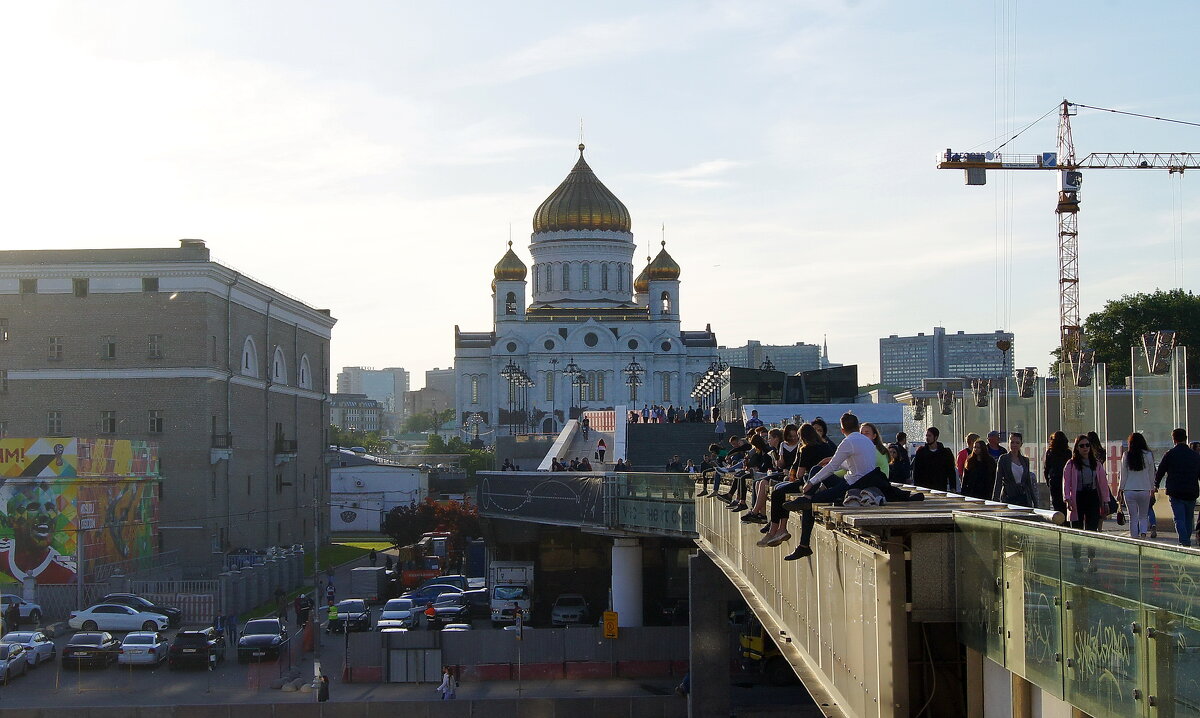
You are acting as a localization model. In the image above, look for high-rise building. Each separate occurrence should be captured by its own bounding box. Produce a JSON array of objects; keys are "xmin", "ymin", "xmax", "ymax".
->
[
  {"xmin": 717, "ymin": 340, "xmax": 825, "ymax": 375},
  {"xmin": 424, "ymin": 367, "xmax": 456, "ymax": 402},
  {"xmin": 336, "ymin": 366, "xmax": 410, "ymax": 429},
  {"xmin": 879, "ymin": 327, "xmax": 1014, "ymax": 389},
  {"xmin": 0, "ymin": 240, "xmax": 336, "ymax": 576}
]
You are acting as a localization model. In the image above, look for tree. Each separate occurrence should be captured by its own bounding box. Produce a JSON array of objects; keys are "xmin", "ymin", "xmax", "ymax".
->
[
  {"xmin": 328, "ymin": 425, "xmax": 388, "ymax": 453},
  {"xmin": 1060, "ymin": 289, "xmax": 1200, "ymax": 385},
  {"xmin": 423, "ymin": 434, "xmax": 494, "ymax": 477},
  {"xmin": 381, "ymin": 498, "xmax": 481, "ymax": 557},
  {"xmin": 403, "ymin": 408, "xmax": 457, "ymax": 434}
]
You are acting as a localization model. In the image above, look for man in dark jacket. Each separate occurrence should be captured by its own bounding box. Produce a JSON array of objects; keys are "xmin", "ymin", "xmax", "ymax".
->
[
  {"xmin": 1155, "ymin": 428, "xmax": 1200, "ymax": 546},
  {"xmin": 910, "ymin": 427, "xmax": 957, "ymax": 492}
]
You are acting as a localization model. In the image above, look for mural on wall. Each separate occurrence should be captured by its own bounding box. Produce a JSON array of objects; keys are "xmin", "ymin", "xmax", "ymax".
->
[{"xmin": 0, "ymin": 439, "xmax": 160, "ymax": 584}]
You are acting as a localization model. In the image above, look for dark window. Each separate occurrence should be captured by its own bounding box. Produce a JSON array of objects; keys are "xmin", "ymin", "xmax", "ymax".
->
[
  {"xmin": 48, "ymin": 336, "xmax": 63, "ymax": 360},
  {"xmin": 148, "ymin": 334, "xmax": 163, "ymax": 359},
  {"xmin": 584, "ymin": 333, "xmax": 598, "ymax": 347},
  {"xmin": 505, "ymin": 292, "xmax": 517, "ymax": 315},
  {"xmin": 73, "ymin": 278, "xmax": 89, "ymax": 298},
  {"xmin": 19, "ymin": 279, "xmax": 36, "ymax": 295},
  {"xmin": 506, "ymin": 342, "xmax": 517, "ymax": 352},
  {"xmin": 628, "ymin": 339, "xmax": 639, "ymax": 350},
  {"xmin": 47, "ymin": 411, "xmax": 63, "ymax": 435},
  {"xmin": 102, "ymin": 336, "xmax": 116, "ymax": 359},
  {"xmin": 543, "ymin": 340, "xmax": 554, "ymax": 350},
  {"xmin": 101, "ymin": 411, "xmax": 116, "ymax": 434},
  {"xmin": 558, "ymin": 328, "xmax": 568, "ymax": 339},
  {"xmin": 148, "ymin": 410, "xmax": 163, "ymax": 433},
  {"xmin": 142, "ymin": 277, "xmax": 159, "ymax": 292},
  {"xmin": 661, "ymin": 341, "xmax": 671, "ymax": 352},
  {"xmin": 0, "ymin": 370, "xmax": 6, "ymax": 393},
  {"xmin": 0, "ymin": 319, "xmax": 7, "ymax": 342}
]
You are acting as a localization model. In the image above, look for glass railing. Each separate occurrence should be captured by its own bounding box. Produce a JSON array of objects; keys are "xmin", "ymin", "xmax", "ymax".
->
[
  {"xmin": 607, "ymin": 472, "xmax": 695, "ymax": 535},
  {"xmin": 955, "ymin": 513, "xmax": 1200, "ymax": 718}
]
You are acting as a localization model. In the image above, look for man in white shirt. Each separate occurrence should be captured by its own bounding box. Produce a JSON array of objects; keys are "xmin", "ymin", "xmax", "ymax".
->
[{"xmin": 780, "ymin": 413, "xmax": 892, "ymax": 560}]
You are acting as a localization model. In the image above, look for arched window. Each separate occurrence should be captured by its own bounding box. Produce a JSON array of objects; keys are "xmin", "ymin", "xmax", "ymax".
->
[
  {"xmin": 617, "ymin": 265, "xmax": 624, "ymax": 291},
  {"xmin": 561, "ymin": 263, "xmax": 570, "ymax": 291},
  {"xmin": 661, "ymin": 291, "xmax": 672, "ymax": 314},
  {"xmin": 241, "ymin": 337, "xmax": 259, "ymax": 378},
  {"xmin": 546, "ymin": 371, "xmax": 554, "ymax": 401},
  {"xmin": 533, "ymin": 265, "xmax": 539, "ymax": 293},
  {"xmin": 662, "ymin": 373, "xmax": 671, "ymax": 403},
  {"xmin": 582, "ymin": 263, "xmax": 590, "ymax": 290},
  {"xmin": 601, "ymin": 263, "xmax": 609, "ymax": 290},
  {"xmin": 471, "ymin": 376, "xmax": 480, "ymax": 404},
  {"xmin": 586, "ymin": 371, "xmax": 605, "ymax": 401},
  {"xmin": 545, "ymin": 264, "xmax": 552, "ymax": 291},
  {"xmin": 505, "ymin": 292, "xmax": 517, "ymax": 315},
  {"xmin": 298, "ymin": 355, "xmax": 312, "ymax": 389},
  {"xmin": 272, "ymin": 347, "xmax": 287, "ymax": 383}
]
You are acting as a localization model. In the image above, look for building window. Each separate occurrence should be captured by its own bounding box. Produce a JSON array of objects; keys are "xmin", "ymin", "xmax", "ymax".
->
[
  {"xmin": 617, "ymin": 265, "xmax": 624, "ymax": 292},
  {"xmin": 661, "ymin": 291, "xmax": 672, "ymax": 314},
  {"xmin": 47, "ymin": 411, "xmax": 63, "ymax": 435},
  {"xmin": 142, "ymin": 277, "xmax": 159, "ymax": 292},
  {"xmin": 533, "ymin": 266, "xmax": 539, "ymax": 293},
  {"xmin": 73, "ymin": 278, "xmax": 89, "ymax": 298},
  {"xmin": 299, "ymin": 355, "xmax": 312, "ymax": 389},
  {"xmin": 505, "ymin": 292, "xmax": 517, "ymax": 315},
  {"xmin": 19, "ymin": 279, "xmax": 37, "ymax": 295},
  {"xmin": 272, "ymin": 347, "xmax": 287, "ymax": 383},
  {"xmin": 211, "ymin": 470, "xmax": 217, "ymax": 499},
  {"xmin": 241, "ymin": 337, "xmax": 259, "ymax": 377},
  {"xmin": 471, "ymin": 377, "xmax": 480, "ymax": 404},
  {"xmin": 601, "ymin": 263, "xmax": 609, "ymax": 290},
  {"xmin": 0, "ymin": 370, "xmax": 7, "ymax": 393},
  {"xmin": 662, "ymin": 374, "xmax": 671, "ymax": 403},
  {"xmin": 582, "ymin": 263, "xmax": 590, "ymax": 290},
  {"xmin": 102, "ymin": 335, "xmax": 116, "ymax": 360},
  {"xmin": 0, "ymin": 422, "xmax": 6, "ymax": 439},
  {"xmin": 48, "ymin": 336, "xmax": 63, "ymax": 361},
  {"xmin": 546, "ymin": 372, "xmax": 554, "ymax": 401},
  {"xmin": 561, "ymin": 264, "xmax": 570, "ymax": 291},
  {"xmin": 147, "ymin": 334, "xmax": 163, "ymax": 359},
  {"xmin": 148, "ymin": 410, "xmax": 163, "ymax": 433},
  {"xmin": 101, "ymin": 411, "xmax": 116, "ymax": 434},
  {"xmin": 0, "ymin": 319, "xmax": 7, "ymax": 342},
  {"xmin": 210, "ymin": 336, "xmax": 218, "ymax": 363}
]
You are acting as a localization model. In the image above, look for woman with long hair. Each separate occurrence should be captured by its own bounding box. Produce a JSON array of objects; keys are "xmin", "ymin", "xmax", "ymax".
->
[
  {"xmin": 729, "ymin": 433, "xmax": 771, "ymax": 512},
  {"xmin": 994, "ymin": 432, "xmax": 1037, "ymax": 507},
  {"xmin": 859, "ymin": 423, "xmax": 891, "ymax": 478},
  {"xmin": 961, "ymin": 439, "xmax": 996, "ymax": 500},
  {"xmin": 1044, "ymin": 431, "xmax": 1071, "ymax": 516},
  {"xmin": 1118, "ymin": 432, "xmax": 1156, "ymax": 538},
  {"xmin": 1063, "ymin": 434, "xmax": 1111, "ymax": 531},
  {"xmin": 759, "ymin": 423, "xmax": 834, "ymax": 548}
]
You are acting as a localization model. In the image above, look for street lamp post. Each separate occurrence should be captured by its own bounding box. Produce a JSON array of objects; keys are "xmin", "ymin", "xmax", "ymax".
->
[
  {"xmin": 571, "ymin": 373, "xmax": 590, "ymax": 422},
  {"xmin": 547, "ymin": 358, "xmax": 560, "ymax": 432}
]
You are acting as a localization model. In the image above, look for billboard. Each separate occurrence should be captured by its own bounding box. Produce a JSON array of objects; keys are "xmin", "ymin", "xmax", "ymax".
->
[{"xmin": 0, "ymin": 438, "xmax": 160, "ymax": 584}]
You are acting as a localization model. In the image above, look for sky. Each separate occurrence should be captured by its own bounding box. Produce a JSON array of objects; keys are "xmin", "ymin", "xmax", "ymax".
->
[{"xmin": 1, "ymin": 1, "xmax": 1198, "ymax": 387}]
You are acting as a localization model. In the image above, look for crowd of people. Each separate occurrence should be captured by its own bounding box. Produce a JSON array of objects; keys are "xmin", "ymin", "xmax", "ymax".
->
[
  {"xmin": 700, "ymin": 414, "xmax": 1200, "ymax": 550},
  {"xmin": 628, "ymin": 403, "xmax": 718, "ymax": 424}
]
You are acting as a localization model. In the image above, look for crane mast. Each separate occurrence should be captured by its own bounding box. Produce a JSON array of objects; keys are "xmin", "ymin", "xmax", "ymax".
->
[{"xmin": 1055, "ymin": 100, "xmax": 1082, "ymax": 356}]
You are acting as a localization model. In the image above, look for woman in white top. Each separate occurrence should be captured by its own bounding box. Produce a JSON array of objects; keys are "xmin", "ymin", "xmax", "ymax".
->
[
  {"xmin": 1118, "ymin": 432, "xmax": 1156, "ymax": 539},
  {"xmin": 437, "ymin": 665, "xmax": 457, "ymax": 699}
]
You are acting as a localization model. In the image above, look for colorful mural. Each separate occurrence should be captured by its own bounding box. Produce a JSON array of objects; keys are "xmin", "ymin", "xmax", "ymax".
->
[{"xmin": 0, "ymin": 439, "xmax": 160, "ymax": 584}]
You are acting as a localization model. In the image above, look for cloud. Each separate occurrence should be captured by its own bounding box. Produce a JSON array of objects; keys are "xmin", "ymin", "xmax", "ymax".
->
[{"xmin": 648, "ymin": 160, "xmax": 746, "ymax": 188}]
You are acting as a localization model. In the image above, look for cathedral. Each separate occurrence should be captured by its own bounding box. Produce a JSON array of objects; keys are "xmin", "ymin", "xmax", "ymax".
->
[{"xmin": 454, "ymin": 144, "xmax": 719, "ymax": 435}]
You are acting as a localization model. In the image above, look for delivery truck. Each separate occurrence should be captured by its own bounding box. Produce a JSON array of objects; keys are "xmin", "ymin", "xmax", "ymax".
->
[{"xmin": 488, "ymin": 561, "xmax": 535, "ymax": 627}]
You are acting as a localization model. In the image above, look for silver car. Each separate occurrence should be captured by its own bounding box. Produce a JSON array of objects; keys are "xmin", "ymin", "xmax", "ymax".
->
[
  {"xmin": 0, "ymin": 643, "xmax": 29, "ymax": 682},
  {"xmin": 0, "ymin": 631, "xmax": 55, "ymax": 666},
  {"xmin": 119, "ymin": 631, "xmax": 168, "ymax": 666}
]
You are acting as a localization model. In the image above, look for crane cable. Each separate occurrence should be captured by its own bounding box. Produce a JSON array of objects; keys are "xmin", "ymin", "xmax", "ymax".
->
[{"xmin": 1069, "ymin": 102, "xmax": 1200, "ymax": 129}]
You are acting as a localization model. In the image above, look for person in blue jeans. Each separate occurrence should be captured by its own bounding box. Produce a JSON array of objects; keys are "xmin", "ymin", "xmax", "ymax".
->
[{"xmin": 1154, "ymin": 428, "xmax": 1200, "ymax": 546}]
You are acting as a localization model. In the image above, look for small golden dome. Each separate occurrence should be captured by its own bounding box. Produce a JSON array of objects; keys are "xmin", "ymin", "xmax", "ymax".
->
[
  {"xmin": 647, "ymin": 241, "xmax": 680, "ymax": 281},
  {"xmin": 493, "ymin": 241, "xmax": 527, "ymax": 281},
  {"xmin": 532, "ymin": 145, "xmax": 631, "ymax": 234},
  {"xmin": 633, "ymin": 259, "xmax": 650, "ymax": 294}
]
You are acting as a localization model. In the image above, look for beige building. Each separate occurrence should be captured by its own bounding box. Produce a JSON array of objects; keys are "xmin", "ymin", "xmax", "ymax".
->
[{"xmin": 0, "ymin": 240, "xmax": 336, "ymax": 577}]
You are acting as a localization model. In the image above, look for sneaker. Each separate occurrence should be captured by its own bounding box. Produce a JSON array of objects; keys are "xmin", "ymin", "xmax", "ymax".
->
[
  {"xmin": 784, "ymin": 544, "xmax": 813, "ymax": 561},
  {"xmin": 697, "ymin": 490, "xmax": 709, "ymax": 497},
  {"xmin": 756, "ymin": 534, "xmax": 775, "ymax": 547},
  {"xmin": 1150, "ymin": 528, "xmax": 1158, "ymax": 538},
  {"xmin": 781, "ymin": 497, "xmax": 809, "ymax": 512},
  {"xmin": 765, "ymin": 532, "xmax": 791, "ymax": 547},
  {"xmin": 742, "ymin": 513, "xmax": 768, "ymax": 524},
  {"xmin": 729, "ymin": 502, "xmax": 748, "ymax": 512},
  {"xmin": 908, "ymin": 492, "xmax": 925, "ymax": 502}
]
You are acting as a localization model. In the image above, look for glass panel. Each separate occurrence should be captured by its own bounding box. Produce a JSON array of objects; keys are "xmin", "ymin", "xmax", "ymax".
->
[
  {"xmin": 1131, "ymin": 344, "xmax": 1188, "ymax": 460},
  {"xmin": 954, "ymin": 514, "xmax": 1005, "ymax": 661},
  {"xmin": 1005, "ymin": 376, "xmax": 1047, "ymax": 483},
  {"xmin": 1004, "ymin": 523, "xmax": 1064, "ymax": 697},
  {"xmin": 957, "ymin": 397, "xmax": 995, "ymax": 446},
  {"xmin": 1142, "ymin": 543, "xmax": 1200, "ymax": 718},
  {"xmin": 1061, "ymin": 531, "xmax": 1145, "ymax": 718}
]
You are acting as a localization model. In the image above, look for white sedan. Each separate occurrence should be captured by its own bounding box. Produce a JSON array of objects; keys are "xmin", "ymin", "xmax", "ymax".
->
[
  {"xmin": 119, "ymin": 631, "xmax": 168, "ymax": 665},
  {"xmin": 0, "ymin": 595, "xmax": 43, "ymax": 626},
  {"xmin": 69, "ymin": 604, "xmax": 169, "ymax": 632},
  {"xmin": 0, "ymin": 631, "xmax": 55, "ymax": 665},
  {"xmin": 0, "ymin": 643, "xmax": 29, "ymax": 682}
]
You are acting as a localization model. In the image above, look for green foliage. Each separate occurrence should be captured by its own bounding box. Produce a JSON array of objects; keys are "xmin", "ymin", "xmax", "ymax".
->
[
  {"xmin": 328, "ymin": 425, "xmax": 388, "ymax": 453},
  {"xmin": 1057, "ymin": 289, "xmax": 1200, "ymax": 384},
  {"xmin": 403, "ymin": 409, "xmax": 456, "ymax": 433},
  {"xmin": 422, "ymin": 434, "xmax": 494, "ymax": 477},
  {"xmin": 381, "ymin": 498, "xmax": 482, "ymax": 555}
]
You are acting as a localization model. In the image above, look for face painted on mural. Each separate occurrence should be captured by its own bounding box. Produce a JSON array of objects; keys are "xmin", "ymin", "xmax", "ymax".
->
[{"xmin": 6, "ymin": 484, "xmax": 59, "ymax": 553}]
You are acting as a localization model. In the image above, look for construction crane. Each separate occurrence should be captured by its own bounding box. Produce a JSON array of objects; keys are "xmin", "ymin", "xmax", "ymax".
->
[{"xmin": 938, "ymin": 100, "xmax": 1200, "ymax": 366}]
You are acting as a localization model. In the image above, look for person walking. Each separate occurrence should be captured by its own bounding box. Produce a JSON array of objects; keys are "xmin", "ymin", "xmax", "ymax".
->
[
  {"xmin": 438, "ymin": 665, "xmax": 458, "ymax": 699},
  {"xmin": 1064, "ymin": 434, "xmax": 1110, "ymax": 532},
  {"xmin": 1154, "ymin": 428, "xmax": 1200, "ymax": 546},
  {"xmin": 911, "ymin": 427, "xmax": 956, "ymax": 492},
  {"xmin": 1044, "ymin": 431, "xmax": 1071, "ymax": 517},
  {"xmin": 317, "ymin": 673, "xmax": 330, "ymax": 702},
  {"xmin": 1118, "ymin": 432, "xmax": 1156, "ymax": 539},
  {"xmin": 956, "ymin": 433, "xmax": 980, "ymax": 484},
  {"xmin": 369, "ymin": 549, "xmax": 377, "ymax": 566},
  {"xmin": 993, "ymin": 432, "xmax": 1037, "ymax": 507},
  {"xmin": 960, "ymin": 440, "xmax": 996, "ymax": 500},
  {"xmin": 596, "ymin": 438, "xmax": 606, "ymax": 463}
]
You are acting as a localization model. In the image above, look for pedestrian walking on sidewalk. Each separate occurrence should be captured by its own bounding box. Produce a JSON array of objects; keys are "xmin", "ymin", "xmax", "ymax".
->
[
  {"xmin": 369, "ymin": 549, "xmax": 377, "ymax": 566},
  {"xmin": 596, "ymin": 438, "xmax": 606, "ymax": 462},
  {"xmin": 438, "ymin": 666, "xmax": 458, "ymax": 699}
]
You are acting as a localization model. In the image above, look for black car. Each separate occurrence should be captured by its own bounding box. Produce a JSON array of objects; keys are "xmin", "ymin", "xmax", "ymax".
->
[
  {"xmin": 62, "ymin": 632, "xmax": 120, "ymax": 667},
  {"xmin": 426, "ymin": 594, "xmax": 472, "ymax": 629},
  {"xmin": 101, "ymin": 594, "xmax": 183, "ymax": 628},
  {"xmin": 168, "ymin": 627, "xmax": 226, "ymax": 669},
  {"xmin": 462, "ymin": 587, "xmax": 490, "ymax": 617},
  {"xmin": 325, "ymin": 599, "xmax": 371, "ymax": 633},
  {"xmin": 237, "ymin": 618, "xmax": 289, "ymax": 663}
]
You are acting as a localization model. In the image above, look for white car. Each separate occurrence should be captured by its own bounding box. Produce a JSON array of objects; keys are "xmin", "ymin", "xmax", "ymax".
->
[
  {"xmin": 0, "ymin": 643, "xmax": 29, "ymax": 682},
  {"xmin": 441, "ymin": 623, "xmax": 472, "ymax": 632},
  {"xmin": 0, "ymin": 631, "xmax": 55, "ymax": 665},
  {"xmin": 69, "ymin": 604, "xmax": 169, "ymax": 632},
  {"xmin": 0, "ymin": 595, "xmax": 43, "ymax": 626},
  {"xmin": 119, "ymin": 631, "xmax": 168, "ymax": 666},
  {"xmin": 377, "ymin": 598, "xmax": 417, "ymax": 631},
  {"xmin": 550, "ymin": 594, "xmax": 590, "ymax": 626}
]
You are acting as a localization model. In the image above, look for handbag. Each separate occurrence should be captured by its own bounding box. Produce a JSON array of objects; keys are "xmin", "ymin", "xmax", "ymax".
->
[{"xmin": 1107, "ymin": 496, "xmax": 1119, "ymax": 516}]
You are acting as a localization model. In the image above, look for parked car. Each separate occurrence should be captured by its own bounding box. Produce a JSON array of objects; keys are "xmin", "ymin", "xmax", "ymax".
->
[
  {"xmin": 237, "ymin": 618, "xmax": 289, "ymax": 663},
  {"xmin": 118, "ymin": 632, "xmax": 168, "ymax": 666},
  {"xmin": 1, "ymin": 631, "xmax": 55, "ymax": 666},
  {"xmin": 69, "ymin": 604, "xmax": 169, "ymax": 632},
  {"xmin": 0, "ymin": 643, "xmax": 29, "ymax": 682},
  {"xmin": 550, "ymin": 594, "xmax": 591, "ymax": 626},
  {"xmin": 169, "ymin": 628, "xmax": 225, "ymax": 669},
  {"xmin": 100, "ymin": 594, "xmax": 183, "ymax": 627},
  {"xmin": 441, "ymin": 623, "xmax": 472, "ymax": 632},
  {"xmin": 0, "ymin": 595, "xmax": 43, "ymax": 626},
  {"xmin": 62, "ymin": 632, "xmax": 120, "ymax": 667},
  {"xmin": 325, "ymin": 599, "xmax": 371, "ymax": 633},
  {"xmin": 376, "ymin": 598, "xmax": 417, "ymax": 631},
  {"xmin": 400, "ymin": 584, "xmax": 463, "ymax": 608},
  {"xmin": 418, "ymin": 574, "xmax": 470, "ymax": 591},
  {"xmin": 426, "ymin": 594, "xmax": 472, "ymax": 629}
]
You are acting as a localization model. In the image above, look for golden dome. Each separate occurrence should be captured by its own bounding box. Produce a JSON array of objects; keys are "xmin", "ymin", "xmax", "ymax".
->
[
  {"xmin": 532, "ymin": 145, "xmax": 631, "ymax": 234},
  {"xmin": 493, "ymin": 242, "xmax": 527, "ymax": 281},
  {"xmin": 647, "ymin": 241, "xmax": 680, "ymax": 281},
  {"xmin": 633, "ymin": 258, "xmax": 650, "ymax": 294}
]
